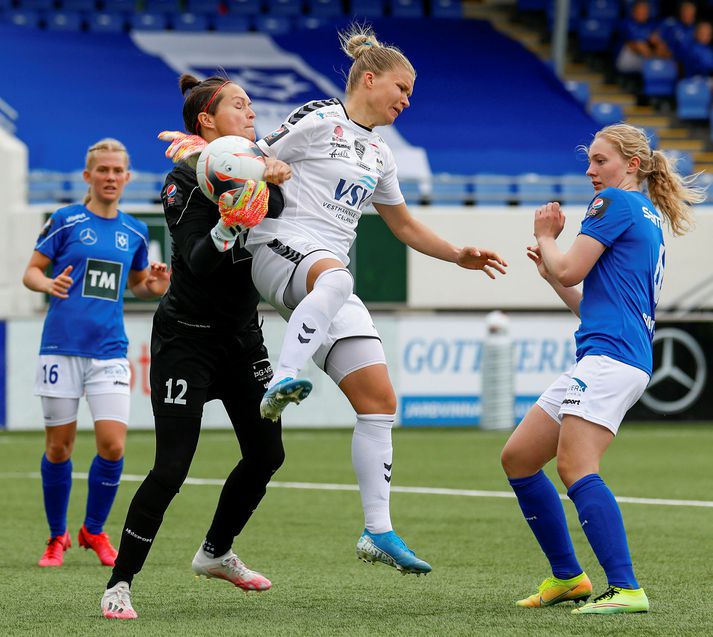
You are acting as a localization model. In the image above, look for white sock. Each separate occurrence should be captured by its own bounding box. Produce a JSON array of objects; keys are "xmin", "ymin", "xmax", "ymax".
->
[
  {"xmin": 270, "ymin": 268, "xmax": 352, "ymax": 387},
  {"xmin": 352, "ymin": 413, "xmax": 394, "ymax": 534}
]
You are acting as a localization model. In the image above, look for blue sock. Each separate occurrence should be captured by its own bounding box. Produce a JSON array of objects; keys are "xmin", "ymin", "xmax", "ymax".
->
[
  {"xmin": 568, "ymin": 473, "xmax": 639, "ymax": 589},
  {"xmin": 509, "ymin": 470, "xmax": 582, "ymax": 580},
  {"xmin": 84, "ymin": 455, "xmax": 124, "ymax": 534},
  {"xmin": 41, "ymin": 454, "xmax": 72, "ymax": 538}
]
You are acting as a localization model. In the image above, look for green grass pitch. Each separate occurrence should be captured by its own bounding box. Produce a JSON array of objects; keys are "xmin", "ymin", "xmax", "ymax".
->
[{"xmin": 1, "ymin": 424, "xmax": 712, "ymax": 636}]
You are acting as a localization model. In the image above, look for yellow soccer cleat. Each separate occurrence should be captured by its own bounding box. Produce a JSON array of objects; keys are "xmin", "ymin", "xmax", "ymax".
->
[
  {"xmin": 571, "ymin": 585, "xmax": 649, "ymax": 614},
  {"xmin": 516, "ymin": 572, "xmax": 592, "ymax": 608}
]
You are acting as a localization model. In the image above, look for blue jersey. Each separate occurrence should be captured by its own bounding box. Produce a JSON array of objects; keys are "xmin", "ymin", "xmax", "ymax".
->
[
  {"xmin": 35, "ymin": 204, "xmax": 150, "ymax": 359},
  {"xmin": 574, "ymin": 188, "xmax": 665, "ymax": 376}
]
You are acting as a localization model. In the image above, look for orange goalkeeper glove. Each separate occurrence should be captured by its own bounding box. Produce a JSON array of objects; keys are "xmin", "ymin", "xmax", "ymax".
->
[
  {"xmin": 218, "ymin": 180, "xmax": 270, "ymax": 229},
  {"xmin": 158, "ymin": 130, "xmax": 207, "ymax": 164}
]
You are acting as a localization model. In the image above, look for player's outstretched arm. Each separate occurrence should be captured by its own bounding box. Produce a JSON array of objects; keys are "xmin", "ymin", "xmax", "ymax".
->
[
  {"xmin": 22, "ymin": 251, "xmax": 73, "ymax": 299},
  {"xmin": 128, "ymin": 262, "xmax": 170, "ymax": 300},
  {"xmin": 374, "ymin": 201, "xmax": 507, "ymax": 278}
]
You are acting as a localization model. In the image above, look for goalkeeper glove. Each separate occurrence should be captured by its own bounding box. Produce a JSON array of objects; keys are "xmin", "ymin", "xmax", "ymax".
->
[
  {"xmin": 158, "ymin": 131, "xmax": 207, "ymax": 166},
  {"xmin": 218, "ymin": 180, "xmax": 270, "ymax": 229}
]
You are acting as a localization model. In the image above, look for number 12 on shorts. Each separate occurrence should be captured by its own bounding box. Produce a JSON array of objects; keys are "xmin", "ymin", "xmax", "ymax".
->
[{"xmin": 164, "ymin": 378, "xmax": 188, "ymax": 405}]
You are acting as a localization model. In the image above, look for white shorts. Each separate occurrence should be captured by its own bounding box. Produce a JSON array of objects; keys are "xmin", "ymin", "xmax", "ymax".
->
[
  {"xmin": 250, "ymin": 236, "xmax": 380, "ymax": 371},
  {"xmin": 34, "ymin": 355, "xmax": 131, "ymax": 398},
  {"xmin": 536, "ymin": 355, "xmax": 650, "ymax": 435}
]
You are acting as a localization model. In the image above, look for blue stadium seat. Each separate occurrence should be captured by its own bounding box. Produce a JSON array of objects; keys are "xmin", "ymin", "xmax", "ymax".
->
[
  {"xmin": 185, "ymin": 0, "xmax": 221, "ymax": 11},
  {"xmin": 564, "ymin": 79, "xmax": 590, "ymax": 106},
  {"xmin": 87, "ymin": 11, "xmax": 126, "ymax": 32},
  {"xmin": 254, "ymin": 14, "xmax": 291, "ymax": 34},
  {"xmin": 590, "ymin": 101, "xmax": 624, "ymax": 125},
  {"xmin": 103, "ymin": 0, "xmax": 136, "ymax": 10},
  {"xmin": 642, "ymin": 58, "xmax": 677, "ymax": 97},
  {"xmin": 514, "ymin": 173, "xmax": 558, "ymax": 205},
  {"xmin": 144, "ymin": 0, "xmax": 181, "ymax": 12},
  {"xmin": 517, "ymin": 0, "xmax": 546, "ymax": 12},
  {"xmin": 431, "ymin": 0, "xmax": 462, "ymax": 18},
  {"xmin": 268, "ymin": 0, "xmax": 303, "ymax": 16},
  {"xmin": 295, "ymin": 15, "xmax": 334, "ymax": 29},
  {"xmin": 173, "ymin": 11, "xmax": 211, "ymax": 30},
  {"xmin": 472, "ymin": 175, "xmax": 514, "ymax": 205},
  {"xmin": 214, "ymin": 12, "xmax": 250, "ymax": 30},
  {"xmin": 122, "ymin": 172, "xmax": 163, "ymax": 203},
  {"xmin": 14, "ymin": 0, "xmax": 53, "ymax": 9},
  {"xmin": 577, "ymin": 17, "xmax": 614, "ymax": 53},
  {"xmin": 5, "ymin": 9, "xmax": 42, "ymax": 27},
  {"xmin": 350, "ymin": 0, "xmax": 384, "ymax": 17},
  {"xmin": 559, "ymin": 173, "xmax": 594, "ymax": 205},
  {"xmin": 28, "ymin": 171, "xmax": 68, "ymax": 204},
  {"xmin": 130, "ymin": 11, "xmax": 169, "ymax": 30},
  {"xmin": 586, "ymin": 0, "xmax": 619, "ymax": 20},
  {"xmin": 398, "ymin": 179, "xmax": 424, "ymax": 205},
  {"xmin": 60, "ymin": 0, "xmax": 97, "ymax": 10},
  {"xmin": 429, "ymin": 177, "xmax": 470, "ymax": 205},
  {"xmin": 390, "ymin": 0, "xmax": 424, "ymax": 18},
  {"xmin": 46, "ymin": 11, "xmax": 84, "ymax": 31},
  {"xmin": 228, "ymin": 0, "xmax": 262, "ymax": 14},
  {"xmin": 677, "ymin": 77, "xmax": 711, "ymax": 120},
  {"xmin": 306, "ymin": 0, "xmax": 342, "ymax": 16},
  {"xmin": 663, "ymin": 150, "xmax": 693, "ymax": 176}
]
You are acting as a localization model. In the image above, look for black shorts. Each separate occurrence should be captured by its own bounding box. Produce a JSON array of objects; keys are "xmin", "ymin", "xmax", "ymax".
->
[{"xmin": 150, "ymin": 313, "xmax": 273, "ymax": 420}]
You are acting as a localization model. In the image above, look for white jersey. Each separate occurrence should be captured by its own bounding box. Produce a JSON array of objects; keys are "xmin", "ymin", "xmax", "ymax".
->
[{"xmin": 246, "ymin": 98, "xmax": 404, "ymax": 265}]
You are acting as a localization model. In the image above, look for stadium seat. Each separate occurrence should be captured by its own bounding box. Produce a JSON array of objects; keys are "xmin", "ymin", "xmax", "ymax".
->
[
  {"xmin": 28, "ymin": 171, "xmax": 68, "ymax": 204},
  {"xmin": 228, "ymin": 0, "xmax": 262, "ymax": 14},
  {"xmin": 642, "ymin": 58, "xmax": 677, "ymax": 98},
  {"xmin": 103, "ymin": 0, "xmax": 136, "ymax": 10},
  {"xmin": 390, "ymin": 0, "xmax": 424, "ymax": 18},
  {"xmin": 144, "ymin": 0, "xmax": 181, "ymax": 12},
  {"xmin": 87, "ymin": 11, "xmax": 126, "ymax": 32},
  {"xmin": 398, "ymin": 179, "xmax": 424, "ymax": 205},
  {"xmin": 586, "ymin": 0, "xmax": 619, "ymax": 20},
  {"xmin": 589, "ymin": 101, "xmax": 624, "ymax": 125},
  {"xmin": 254, "ymin": 14, "xmax": 291, "ymax": 34},
  {"xmin": 295, "ymin": 15, "xmax": 334, "ymax": 29},
  {"xmin": 5, "ymin": 9, "xmax": 42, "ymax": 27},
  {"xmin": 514, "ymin": 173, "xmax": 558, "ymax": 205},
  {"xmin": 517, "ymin": 0, "xmax": 547, "ymax": 12},
  {"xmin": 14, "ymin": 0, "xmax": 53, "ymax": 9},
  {"xmin": 559, "ymin": 173, "xmax": 594, "ymax": 205},
  {"xmin": 213, "ymin": 13, "xmax": 250, "ymax": 30},
  {"xmin": 577, "ymin": 17, "xmax": 614, "ymax": 53},
  {"xmin": 121, "ymin": 172, "xmax": 163, "ymax": 203},
  {"xmin": 267, "ymin": 0, "xmax": 303, "ymax": 16},
  {"xmin": 129, "ymin": 11, "xmax": 169, "ymax": 30},
  {"xmin": 662, "ymin": 150, "xmax": 693, "ymax": 176},
  {"xmin": 472, "ymin": 175, "xmax": 514, "ymax": 205},
  {"xmin": 173, "ymin": 11, "xmax": 211, "ymax": 30},
  {"xmin": 429, "ymin": 176, "xmax": 470, "ymax": 205},
  {"xmin": 676, "ymin": 77, "xmax": 711, "ymax": 120},
  {"xmin": 350, "ymin": 0, "xmax": 384, "ymax": 17},
  {"xmin": 431, "ymin": 0, "xmax": 462, "ymax": 18},
  {"xmin": 564, "ymin": 79, "xmax": 590, "ymax": 106},
  {"xmin": 60, "ymin": 0, "xmax": 97, "ymax": 10},
  {"xmin": 46, "ymin": 11, "xmax": 84, "ymax": 31},
  {"xmin": 306, "ymin": 0, "xmax": 342, "ymax": 17}
]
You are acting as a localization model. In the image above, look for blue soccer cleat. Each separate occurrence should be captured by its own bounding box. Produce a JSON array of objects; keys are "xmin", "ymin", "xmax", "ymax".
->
[
  {"xmin": 356, "ymin": 530, "xmax": 432, "ymax": 575},
  {"xmin": 259, "ymin": 377, "xmax": 313, "ymax": 422}
]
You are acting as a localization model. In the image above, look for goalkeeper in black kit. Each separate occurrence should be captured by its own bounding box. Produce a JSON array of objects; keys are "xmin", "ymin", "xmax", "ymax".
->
[{"xmin": 100, "ymin": 73, "xmax": 292, "ymax": 620}]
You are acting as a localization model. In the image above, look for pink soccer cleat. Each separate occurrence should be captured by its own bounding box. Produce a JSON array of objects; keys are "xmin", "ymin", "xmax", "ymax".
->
[
  {"xmin": 191, "ymin": 547, "xmax": 272, "ymax": 592},
  {"xmin": 38, "ymin": 531, "xmax": 71, "ymax": 567},
  {"xmin": 78, "ymin": 524, "xmax": 118, "ymax": 566},
  {"xmin": 101, "ymin": 582, "xmax": 138, "ymax": 620}
]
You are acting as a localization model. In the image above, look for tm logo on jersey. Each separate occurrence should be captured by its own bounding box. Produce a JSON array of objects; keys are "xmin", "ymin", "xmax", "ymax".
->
[
  {"xmin": 334, "ymin": 176, "xmax": 376, "ymax": 208},
  {"xmin": 83, "ymin": 258, "xmax": 123, "ymax": 301}
]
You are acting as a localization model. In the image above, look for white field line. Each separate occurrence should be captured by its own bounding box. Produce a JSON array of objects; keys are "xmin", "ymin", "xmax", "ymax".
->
[{"xmin": 1, "ymin": 472, "xmax": 712, "ymax": 509}]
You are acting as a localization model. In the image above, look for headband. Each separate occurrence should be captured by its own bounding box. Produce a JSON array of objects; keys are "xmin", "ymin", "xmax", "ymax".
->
[{"xmin": 193, "ymin": 81, "xmax": 231, "ymax": 134}]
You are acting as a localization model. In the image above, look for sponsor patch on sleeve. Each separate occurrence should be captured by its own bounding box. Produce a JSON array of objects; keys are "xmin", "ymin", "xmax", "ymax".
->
[
  {"xmin": 263, "ymin": 126, "xmax": 289, "ymax": 146},
  {"xmin": 161, "ymin": 180, "xmax": 183, "ymax": 208},
  {"xmin": 585, "ymin": 196, "xmax": 611, "ymax": 218},
  {"xmin": 38, "ymin": 217, "xmax": 53, "ymax": 239}
]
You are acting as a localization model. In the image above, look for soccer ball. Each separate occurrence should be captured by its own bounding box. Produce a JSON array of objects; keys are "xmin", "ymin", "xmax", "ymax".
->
[{"xmin": 195, "ymin": 135, "xmax": 266, "ymax": 203}]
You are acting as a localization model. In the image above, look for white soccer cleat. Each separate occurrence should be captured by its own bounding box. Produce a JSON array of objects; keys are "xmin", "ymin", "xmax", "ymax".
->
[
  {"xmin": 101, "ymin": 581, "xmax": 138, "ymax": 620},
  {"xmin": 259, "ymin": 377, "xmax": 313, "ymax": 422},
  {"xmin": 191, "ymin": 548, "xmax": 272, "ymax": 592}
]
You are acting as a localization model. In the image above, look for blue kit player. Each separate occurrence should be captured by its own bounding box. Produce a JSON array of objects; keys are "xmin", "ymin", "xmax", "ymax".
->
[
  {"xmin": 22, "ymin": 139, "xmax": 170, "ymax": 568},
  {"xmin": 500, "ymin": 124, "xmax": 702, "ymax": 614}
]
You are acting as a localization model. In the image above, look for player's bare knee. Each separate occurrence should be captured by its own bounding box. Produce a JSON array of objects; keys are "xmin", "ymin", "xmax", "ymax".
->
[
  {"xmin": 99, "ymin": 443, "xmax": 125, "ymax": 462},
  {"xmin": 45, "ymin": 440, "xmax": 73, "ymax": 463}
]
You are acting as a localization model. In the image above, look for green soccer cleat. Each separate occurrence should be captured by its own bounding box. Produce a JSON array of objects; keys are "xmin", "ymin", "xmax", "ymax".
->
[
  {"xmin": 571, "ymin": 585, "xmax": 649, "ymax": 614},
  {"xmin": 516, "ymin": 572, "xmax": 592, "ymax": 608}
]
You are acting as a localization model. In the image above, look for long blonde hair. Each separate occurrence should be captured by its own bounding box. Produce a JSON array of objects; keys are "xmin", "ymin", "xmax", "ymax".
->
[
  {"xmin": 339, "ymin": 24, "xmax": 416, "ymax": 95},
  {"xmin": 83, "ymin": 138, "xmax": 130, "ymax": 205},
  {"xmin": 590, "ymin": 124, "xmax": 703, "ymax": 236}
]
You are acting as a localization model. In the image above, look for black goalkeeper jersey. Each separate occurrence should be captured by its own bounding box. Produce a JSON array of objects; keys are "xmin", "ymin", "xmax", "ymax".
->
[{"xmin": 156, "ymin": 161, "xmax": 283, "ymax": 334}]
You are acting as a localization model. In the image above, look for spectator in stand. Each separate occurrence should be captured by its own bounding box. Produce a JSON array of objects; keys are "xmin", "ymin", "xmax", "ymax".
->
[
  {"xmin": 659, "ymin": 0, "xmax": 697, "ymax": 59},
  {"xmin": 680, "ymin": 20, "xmax": 713, "ymax": 77},
  {"xmin": 616, "ymin": 0, "xmax": 672, "ymax": 73}
]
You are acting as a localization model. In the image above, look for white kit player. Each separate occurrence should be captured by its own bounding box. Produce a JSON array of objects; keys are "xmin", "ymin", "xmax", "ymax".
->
[{"xmin": 246, "ymin": 25, "xmax": 508, "ymax": 575}]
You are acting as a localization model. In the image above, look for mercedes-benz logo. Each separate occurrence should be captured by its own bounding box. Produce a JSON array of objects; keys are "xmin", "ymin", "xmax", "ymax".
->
[
  {"xmin": 640, "ymin": 328, "xmax": 707, "ymax": 414},
  {"xmin": 79, "ymin": 228, "xmax": 97, "ymax": 245}
]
